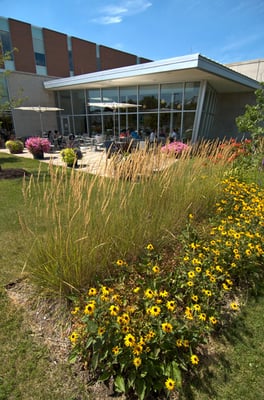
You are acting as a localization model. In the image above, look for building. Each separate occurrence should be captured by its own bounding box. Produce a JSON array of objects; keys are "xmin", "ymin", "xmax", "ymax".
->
[
  {"xmin": 44, "ymin": 53, "xmax": 260, "ymax": 142},
  {"xmin": 227, "ymin": 58, "xmax": 264, "ymax": 82},
  {"xmin": 0, "ymin": 16, "xmax": 150, "ymax": 140},
  {"xmin": 0, "ymin": 16, "xmax": 261, "ymax": 143}
]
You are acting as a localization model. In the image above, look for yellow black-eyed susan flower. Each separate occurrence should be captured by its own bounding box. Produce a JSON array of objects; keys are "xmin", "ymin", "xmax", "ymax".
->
[
  {"xmin": 166, "ymin": 300, "xmax": 176, "ymax": 311},
  {"xmin": 71, "ymin": 306, "xmax": 80, "ymax": 315},
  {"xmin": 84, "ymin": 302, "xmax": 95, "ymax": 315},
  {"xmin": 133, "ymin": 357, "xmax": 142, "ymax": 368},
  {"xmin": 152, "ymin": 265, "xmax": 160, "ymax": 274},
  {"xmin": 161, "ymin": 322, "xmax": 173, "ymax": 333},
  {"xmin": 124, "ymin": 333, "xmax": 136, "ymax": 347},
  {"xmin": 149, "ymin": 305, "xmax": 161, "ymax": 317},
  {"xmin": 165, "ymin": 378, "xmax": 175, "ymax": 391},
  {"xmin": 146, "ymin": 243, "xmax": 154, "ymax": 251},
  {"xmin": 112, "ymin": 346, "xmax": 120, "ymax": 355},
  {"xmin": 190, "ymin": 354, "xmax": 199, "ymax": 365},
  {"xmin": 159, "ymin": 290, "xmax": 169, "ymax": 298},
  {"xmin": 98, "ymin": 327, "xmax": 105, "ymax": 336},
  {"xmin": 230, "ymin": 302, "xmax": 239, "ymax": 311},
  {"xmin": 69, "ymin": 331, "xmax": 79, "ymax": 344},
  {"xmin": 144, "ymin": 288, "xmax": 154, "ymax": 299},
  {"xmin": 133, "ymin": 344, "xmax": 143, "ymax": 355},
  {"xmin": 109, "ymin": 305, "xmax": 120, "ymax": 316},
  {"xmin": 209, "ymin": 316, "xmax": 218, "ymax": 324},
  {"xmin": 88, "ymin": 287, "xmax": 97, "ymax": 296}
]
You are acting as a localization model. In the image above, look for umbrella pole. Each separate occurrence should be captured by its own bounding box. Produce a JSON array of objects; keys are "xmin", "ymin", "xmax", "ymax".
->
[{"xmin": 39, "ymin": 112, "xmax": 44, "ymax": 136}]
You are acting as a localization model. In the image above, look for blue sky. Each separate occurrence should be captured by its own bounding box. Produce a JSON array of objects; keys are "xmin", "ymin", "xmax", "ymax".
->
[{"xmin": 1, "ymin": 0, "xmax": 263, "ymax": 64}]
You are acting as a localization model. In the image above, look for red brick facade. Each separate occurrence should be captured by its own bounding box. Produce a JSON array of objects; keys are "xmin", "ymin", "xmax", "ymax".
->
[
  {"xmin": 9, "ymin": 18, "xmax": 36, "ymax": 73},
  {"xmin": 43, "ymin": 28, "xmax": 70, "ymax": 77},
  {"xmin": 71, "ymin": 37, "xmax": 97, "ymax": 75}
]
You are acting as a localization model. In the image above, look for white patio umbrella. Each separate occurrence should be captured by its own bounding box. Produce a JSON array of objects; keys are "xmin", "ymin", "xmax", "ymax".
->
[
  {"xmin": 87, "ymin": 102, "xmax": 141, "ymax": 138},
  {"xmin": 14, "ymin": 106, "xmax": 64, "ymax": 135}
]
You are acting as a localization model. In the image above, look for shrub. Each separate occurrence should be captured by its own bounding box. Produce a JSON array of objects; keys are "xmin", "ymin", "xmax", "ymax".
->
[
  {"xmin": 5, "ymin": 139, "xmax": 24, "ymax": 154},
  {"xmin": 161, "ymin": 141, "xmax": 189, "ymax": 155},
  {"xmin": 60, "ymin": 148, "xmax": 82, "ymax": 166},
  {"xmin": 25, "ymin": 137, "xmax": 51, "ymax": 155}
]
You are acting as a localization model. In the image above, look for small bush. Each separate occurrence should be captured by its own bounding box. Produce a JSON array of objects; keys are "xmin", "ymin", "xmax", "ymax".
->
[
  {"xmin": 60, "ymin": 148, "xmax": 82, "ymax": 166},
  {"xmin": 25, "ymin": 137, "xmax": 51, "ymax": 155},
  {"xmin": 5, "ymin": 139, "xmax": 24, "ymax": 154}
]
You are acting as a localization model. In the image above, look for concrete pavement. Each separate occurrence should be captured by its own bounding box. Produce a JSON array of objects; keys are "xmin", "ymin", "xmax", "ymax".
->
[{"xmin": 0, "ymin": 147, "xmax": 109, "ymax": 176}]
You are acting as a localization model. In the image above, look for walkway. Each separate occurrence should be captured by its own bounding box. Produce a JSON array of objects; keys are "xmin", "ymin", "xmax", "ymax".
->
[{"xmin": 0, "ymin": 147, "xmax": 109, "ymax": 176}]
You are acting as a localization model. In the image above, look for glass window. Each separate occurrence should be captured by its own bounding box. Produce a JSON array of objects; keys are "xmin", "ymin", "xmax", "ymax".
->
[
  {"xmin": 32, "ymin": 26, "xmax": 46, "ymax": 68},
  {"xmin": 102, "ymin": 88, "xmax": 118, "ymax": 102},
  {"xmin": 139, "ymin": 85, "xmax": 158, "ymax": 111},
  {"xmin": 159, "ymin": 112, "xmax": 182, "ymax": 137},
  {"xmin": 35, "ymin": 52, "xmax": 46, "ymax": 66},
  {"xmin": 120, "ymin": 86, "xmax": 137, "ymax": 102},
  {"xmin": 88, "ymin": 115, "xmax": 102, "ymax": 135},
  {"xmin": 119, "ymin": 113, "xmax": 137, "ymax": 132},
  {"xmin": 36, "ymin": 65, "xmax": 47, "ymax": 75},
  {"xmin": 182, "ymin": 112, "xmax": 196, "ymax": 142},
  {"xmin": 138, "ymin": 113, "xmax": 158, "ymax": 137},
  {"xmin": 184, "ymin": 82, "xmax": 200, "ymax": 110},
  {"xmin": 73, "ymin": 116, "xmax": 87, "ymax": 135},
  {"xmin": 59, "ymin": 91, "xmax": 72, "ymax": 114},
  {"xmin": 160, "ymin": 83, "xmax": 183, "ymax": 110},
  {"xmin": 87, "ymin": 89, "xmax": 102, "ymax": 113},
  {"xmin": 0, "ymin": 30, "xmax": 13, "ymax": 59},
  {"xmin": 72, "ymin": 90, "xmax": 85, "ymax": 114},
  {"xmin": 32, "ymin": 26, "xmax": 45, "ymax": 52}
]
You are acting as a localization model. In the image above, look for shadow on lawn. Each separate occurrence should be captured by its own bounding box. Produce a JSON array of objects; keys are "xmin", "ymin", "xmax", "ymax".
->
[{"xmin": 0, "ymin": 155, "xmax": 25, "ymax": 165}]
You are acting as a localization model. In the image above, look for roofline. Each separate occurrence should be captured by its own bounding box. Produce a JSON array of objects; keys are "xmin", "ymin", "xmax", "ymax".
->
[
  {"xmin": 43, "ymin": 53, "xmax": 260, "ymax": 91},
  {"xmin": 197, "ymin": 54, "xmax": 260, "ymax": 89}
]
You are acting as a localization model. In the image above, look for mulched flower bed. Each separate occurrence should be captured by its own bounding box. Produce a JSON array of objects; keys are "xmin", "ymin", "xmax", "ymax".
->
[{"xmin": 0, "ymin": 166, "xmax": 31, "ymax": 179}]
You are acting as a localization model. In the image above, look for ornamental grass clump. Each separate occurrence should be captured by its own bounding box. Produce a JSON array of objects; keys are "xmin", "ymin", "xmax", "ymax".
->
[
  {"xmin": 69, "ymin": 177, "xmax": 264, "ymax": 399},
  {"xmin": 21, "ymin": 140, "xmax": 232, "ymax": 296}
]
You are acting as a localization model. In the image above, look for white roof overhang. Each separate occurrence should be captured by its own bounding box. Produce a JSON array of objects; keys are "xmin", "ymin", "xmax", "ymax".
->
[{"xmin": 44, "ymin": 53, "xmax": 260, "ymax": 93}]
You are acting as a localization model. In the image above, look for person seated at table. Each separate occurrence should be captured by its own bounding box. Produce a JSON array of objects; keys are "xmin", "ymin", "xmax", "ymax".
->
[
  {"xmin": 120, "ymin": 128, "xmax": 129, "ymax": 138},
  {"xmin": 169, "ymin": 128, "xmax": 180, "ymax": 143},
  {"xmin": 130, "ymin": 129, "xmax": 140, "ymax": 139}
]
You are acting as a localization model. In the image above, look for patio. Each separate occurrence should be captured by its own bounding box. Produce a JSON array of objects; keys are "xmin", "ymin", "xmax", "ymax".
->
[{"xmin": 0, "ymin": 147, "xmax": 109, "ymax": 176}]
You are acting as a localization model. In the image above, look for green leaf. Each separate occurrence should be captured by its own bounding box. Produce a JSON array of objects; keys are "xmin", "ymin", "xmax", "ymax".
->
[
  {"xmin": 135, "ymin": 378, "xmax": 146, "ymax": 400},
  {"xmin": 165, "ymin": 361, "xmax": 182, "ymax": 388},
  {"xmin": 114, "ymin": 375, "xmax": 126, "ymax": 393},
  {"xmin": 85, "ymin": 336, "xmax": 95, "ymax": 349},
  {"xmin": 68, "ymin": 352, "xmax": 78, "ymax": 364},
  {"xmin": 91, "ymin": 353, "xmax": 99, "ymax": 370},
  {"xmin": 127, "ymin": 370, "xmax": 136, "ymax": 387},
  {"xmin": 86, "ymin": 320, "xmax": 98, "ymax": 333},
  {"xmin": 98, "ymin": 370, "xmax": 112, "ymax": 382}
]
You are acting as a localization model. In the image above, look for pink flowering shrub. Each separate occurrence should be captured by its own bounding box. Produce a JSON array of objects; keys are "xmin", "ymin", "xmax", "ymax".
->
[
  {"xmin": 161, "ymin": 141, "xmax": 189, "ymax": 155},
  {"xmin": 25, "ymin": 137, "xmax": 51, "ymax": 155}
]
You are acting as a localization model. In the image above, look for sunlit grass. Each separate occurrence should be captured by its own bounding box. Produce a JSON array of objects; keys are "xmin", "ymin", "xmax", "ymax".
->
[{"xmin": 20, "ymin": 141, "xmax": 233, "ymax": 296}]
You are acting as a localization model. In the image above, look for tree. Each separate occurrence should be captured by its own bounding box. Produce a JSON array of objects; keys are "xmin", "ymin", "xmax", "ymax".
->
[
  {"xmin": 236, "ymin": 82, "xmax": 264, "ymax": 140},
  {"xmin": 0, "ymin": 45, "xmax": 25, "ymax": 134}
]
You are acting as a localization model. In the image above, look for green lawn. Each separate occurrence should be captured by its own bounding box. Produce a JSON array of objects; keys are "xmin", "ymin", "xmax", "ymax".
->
[
  {"xmin": 181, "ymin": 286, "xmax": 264, "ymax": 400},
  {"xmin": 0, "ymin": 152, "xmax": 263, "ymax": 399}
]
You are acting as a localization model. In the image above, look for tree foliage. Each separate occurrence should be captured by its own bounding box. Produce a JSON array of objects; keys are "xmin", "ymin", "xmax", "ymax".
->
[
  {"xmin": 236, "ymin": 82, "xmax": 264, "ymax": 139},
  {"xmin": 0, "ymin": 45, "xmax": 24, "ymax": 115}
]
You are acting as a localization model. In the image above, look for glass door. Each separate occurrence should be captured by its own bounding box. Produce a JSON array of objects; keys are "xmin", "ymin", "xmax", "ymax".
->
[{"xmin": 61, "ymin": 116, "xmax": 70, "ymax": 136}]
